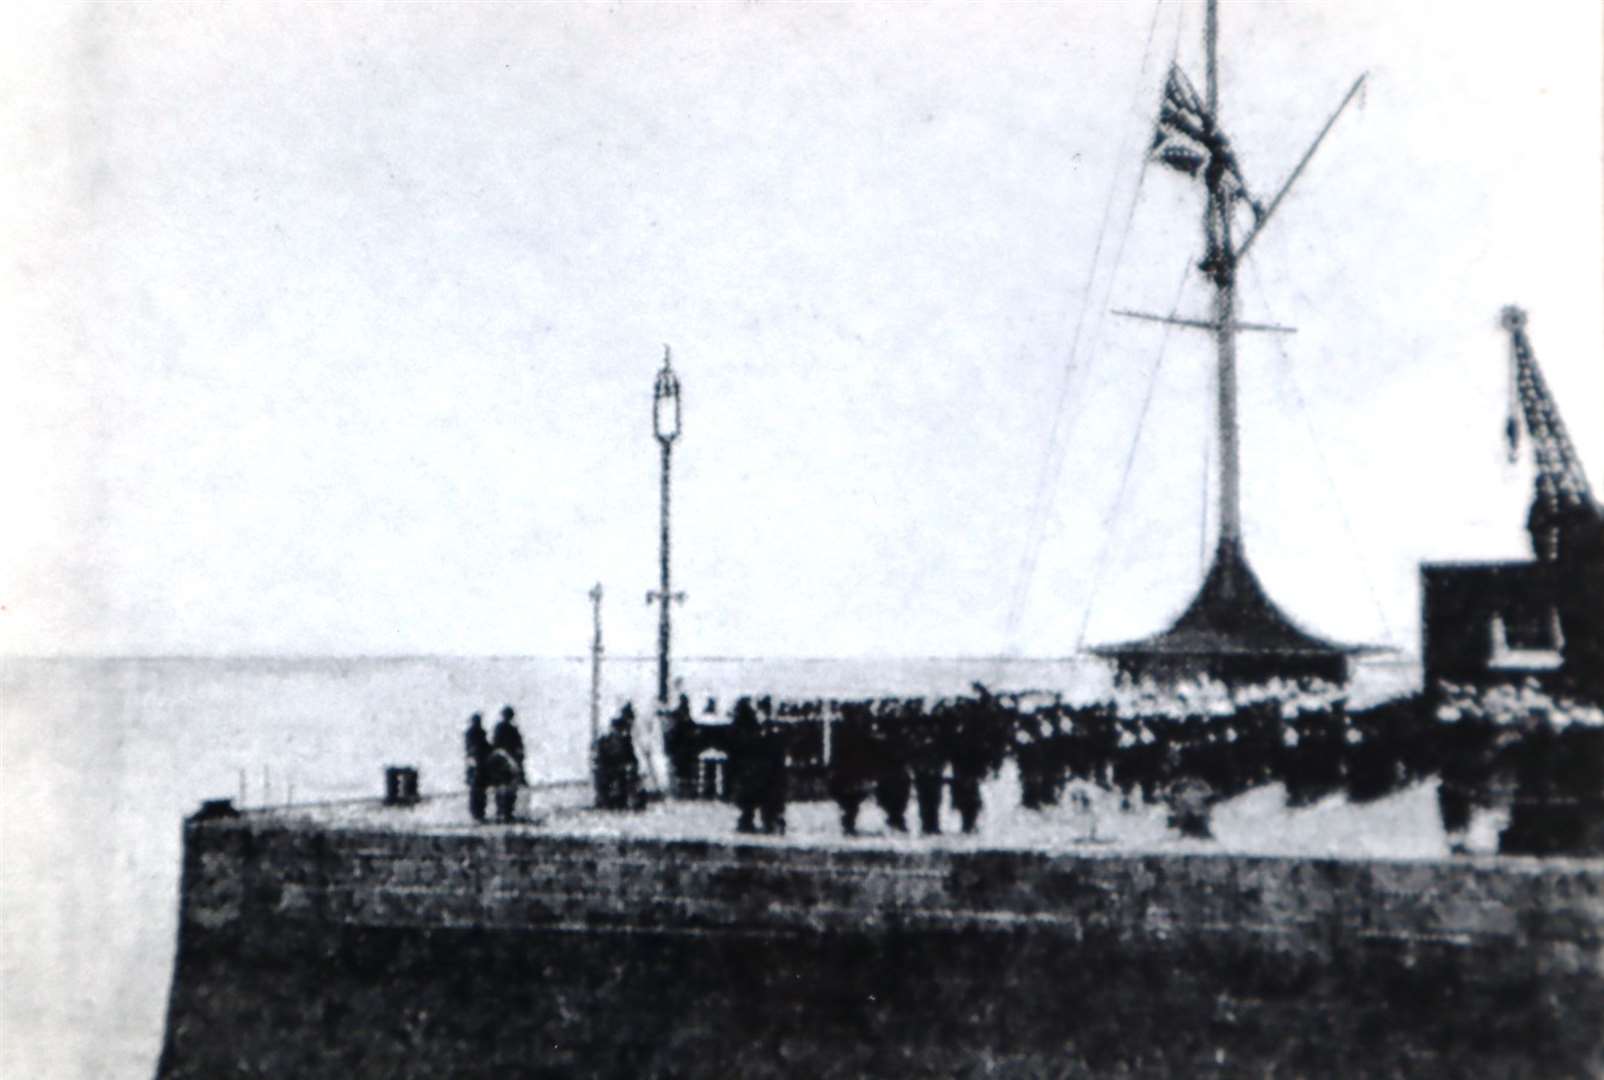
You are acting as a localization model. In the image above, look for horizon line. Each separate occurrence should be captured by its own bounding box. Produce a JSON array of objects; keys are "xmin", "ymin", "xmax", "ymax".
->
[{"xmin": 0, "ymin": 650, "xmax": 1422, "ymax": 665}]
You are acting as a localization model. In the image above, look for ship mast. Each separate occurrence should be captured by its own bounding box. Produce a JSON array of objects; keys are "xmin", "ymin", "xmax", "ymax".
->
[
  {"xmin": 1130, "ymin": 0, "xmax": 1363, "ymax": 570},
  {"xmin": 1202, "ymin": 0, "xmax": 1243, "ymax": 557},
  {"xmin": 1093, "ymin": 0, "xmax": 1369, "ymax": 683}
]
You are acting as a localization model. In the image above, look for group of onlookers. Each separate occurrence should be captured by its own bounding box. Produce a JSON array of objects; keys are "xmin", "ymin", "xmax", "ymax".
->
[
  {"xmin": 701, "ymin": 693, "xmax": 1006, "ymax": 837},
  {"xmin": 463, "ymin": 706, "xmax": 526, "ymax": 823},
  {"xmin": 465, "ymin": 683, "xmax": 1521, "ymax": 837},
  {"xmin": 819, "ymin": 698, "xmax": 1000, "ymax": 836}
]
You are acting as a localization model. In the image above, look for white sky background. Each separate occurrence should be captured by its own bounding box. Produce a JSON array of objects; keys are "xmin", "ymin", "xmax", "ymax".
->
[{"xmin": 2, "ymin": 1, "xmax": 1600, "ymax": 660}]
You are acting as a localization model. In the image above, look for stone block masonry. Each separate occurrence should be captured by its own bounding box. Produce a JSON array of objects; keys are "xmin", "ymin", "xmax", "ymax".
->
[{"xmin": 158, "ymin": 811, "xmax": 1604, "ymax": 1077}]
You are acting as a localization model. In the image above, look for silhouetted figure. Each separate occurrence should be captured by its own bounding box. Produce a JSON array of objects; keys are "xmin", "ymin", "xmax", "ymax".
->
[
  {"xmin": 670, "ymin": 693, "xmax": 693, "ymax": 729},
  {"xmin": 950, "ymin": 767, "xmax": 982, "ymax": 835},
  {"xmin": 594, "ymin": 703, "xmax": 644, "ymax": 811},
  {"xmin": 905, "ymin": 704, "xmax": 945, "ymax": 836},
  {"xmin": 729, "ymin": 698, "xmax": 764, "ymax": 834},
  {"xmin": 492, "ymin": 705, "xmax": 526, "ymax": 783},
  {"xmin": 829, "ymin": 704, "xmax": 877, "ymax": 835},
  {"xmin": 872, "ymin": 708, "xmax": 911, "ymax": 833},
  {"xmin": 464, "ymin": 713, "xmax": 490, "ymax": 822},
  {"xmin": 1015, "ymin": 717, "xmax": 1046, "ymax": 810},
  {"xmin": 1166, "ymin": 777, "xmax": 1214, "ymax": 839},
  {"xmin": 1035, "ymin": 710, "xmax": 1070, "ymax": 807},
  {"xmin": 664, "ymin": 693, "xmax": 696, "ymax": 798},
  {"xmin": 482, "ymin": 748, "xmax": 522, "ymax": 823},
  {"xmin": 481, "ymin": 705, "xmax": 525, "ymax": 823},
  {"xmin": 1119, "ymin": 722, "xmax": 1163, "ymax": 805},
  {"xmin": 949, "ymin": 700, "xmax": 992, "ymax": 835},
  {"xmin": 757, "ymin": 722, "xmax": 788, "ymax": 835}
]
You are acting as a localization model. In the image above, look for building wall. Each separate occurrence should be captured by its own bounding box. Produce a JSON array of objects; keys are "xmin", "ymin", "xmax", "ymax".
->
[
  {"xmin": 1422, "ymin": 561, "xmax": 1565, "ymax": 688},
  {"xmin": 158, "ymin": 819, "xmax": 1604, "ymax": 1077}
]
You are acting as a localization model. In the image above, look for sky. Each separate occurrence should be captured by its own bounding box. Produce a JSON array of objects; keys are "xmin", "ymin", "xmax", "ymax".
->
[{"xmin": 2, "ymin": 1, "xmax": 1600, "ymax": 660}]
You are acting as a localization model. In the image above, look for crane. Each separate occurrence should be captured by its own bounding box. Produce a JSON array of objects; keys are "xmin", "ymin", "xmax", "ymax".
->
[
  {"xmin": 1501, "ymin": 306, "xmax": 1603, "ymax": 565},
  {"xmin": 1500, "ymin": 305, "xmax": 1604, "ymax": 699}
]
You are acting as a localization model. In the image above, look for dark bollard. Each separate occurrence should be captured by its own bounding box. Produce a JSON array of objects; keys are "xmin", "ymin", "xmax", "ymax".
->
[{"xmin": 384, "ymin": 766, "xmax": 421, "ymax": 807}]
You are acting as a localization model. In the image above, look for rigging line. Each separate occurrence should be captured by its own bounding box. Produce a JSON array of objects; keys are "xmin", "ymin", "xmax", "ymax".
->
[
  {"xmin": 1000, "ymin": 4, "xmax": 1167, "ymax": 635},
  {"xmin": 1200, "ymin": 422, "xmax": 1211, "ymax": 577},
  {"xmin": 1277, "ymin": 354, "xmax": 1400, "ymax": 648},
  {"xmin": 1075, "ymin": 262, "xmax": 1192, "ymax": 650},
  {"xmin": 1010, "ymin": 1, "xmax": 1186, "ymax": 632},
  {"xmin": 1243, "ymin": 255, "xmax": 1400, "ymax": 648},
  {"xmin": 1004, "ymin": 0, "xmax": 1173, "ymax": 641},
  {"xmin": 1008, "ymin": 155, "xmax": 1155, "ymax": 635}
]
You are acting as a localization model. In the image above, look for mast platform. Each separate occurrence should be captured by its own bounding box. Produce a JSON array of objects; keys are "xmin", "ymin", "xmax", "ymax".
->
[{"xmin": 1092, "ymin": 540, "xmax": 1367, "ymax": 684}]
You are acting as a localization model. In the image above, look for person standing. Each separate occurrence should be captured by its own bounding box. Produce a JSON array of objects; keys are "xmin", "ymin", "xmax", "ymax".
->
[
  {"xmin": 663, "ymin": 692, "xmax": 696, "ymax": 798},
  {"xmin": 950, "ymin": 767, "xmax": 982, "ymax": 835},
  {"xmin": 948, "ymin": 701, "xmax": 989, "ymax": 835},
  {"xmin": 829, "ymin": 703, "xmax": 876, "ymax": 836},
  {"xmin": 908, "ymin": 704, "xmax": 946, "ymax": 837},
  {"xmin": 492, "ymin": 705, "xmax": 526, "ymax": 783},
  {"xmin": 594, "ymin": 703, "xmax": 644, "ymax": 811},
  {"xmin": 464, "ymin": 713, "xmax": 490, "ymax": 823},
  {"xmin": 872, "ymin": 703, "xmax": 912, "ymax": 833},
  {"xmin": 728, "ymin": 698, "xmax": 763, "ymax": 834},
  {"xmin": 485, "ymin": 706, "xmax": 527, "ymax": 823},
  {"xmin": 757, "ymin": 718, "xmax": 788, "ymax": 835}
]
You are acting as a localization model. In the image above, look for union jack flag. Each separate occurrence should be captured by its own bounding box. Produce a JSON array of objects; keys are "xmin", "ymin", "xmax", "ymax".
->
[{"xmin": 1150, "ymin": 65, "xmax": 1263, "ymax": 222}]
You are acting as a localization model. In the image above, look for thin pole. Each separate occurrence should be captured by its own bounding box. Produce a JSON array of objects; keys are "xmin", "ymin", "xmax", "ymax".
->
[
  {"xmin": 1234, "ymin": 74, "xmax": 1366, "ymax": 264},
  {"xmin": 1200, "ymin": 427, "xmax": 1211, "ymax": 575},
  {"xmin": 648, "ymin": 347, "xmax": 684, "ymax": 794},
  {"xmin": 1213, "ymin": 268, "xmax": 1240, "ymax": 550},
  {"xmin": 656, "ymin": 441, "xmax": 672, "ymax": 709},
  {"xmin": 589, "ymin": 583, "xmax": 604, "ymax": 744},
  {"xmin": 1203, "ymin": 0, "xmax": 1242, "ymax": 554}
]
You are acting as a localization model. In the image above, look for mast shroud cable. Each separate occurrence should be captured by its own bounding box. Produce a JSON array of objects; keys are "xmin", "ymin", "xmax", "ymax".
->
[
  {"xmin": 1075, "ymin": 262, "xmax": 1193, "ymax": 649},
  {"xmin": 1004, "ymin": 0, "xmax": 1176, "ymax": 645}
]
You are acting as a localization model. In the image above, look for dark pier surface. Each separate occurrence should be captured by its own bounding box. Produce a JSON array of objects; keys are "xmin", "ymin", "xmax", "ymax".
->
[{"xmin": 158, "ymin": 792, "xmax": 1604, "ymax": 1078}]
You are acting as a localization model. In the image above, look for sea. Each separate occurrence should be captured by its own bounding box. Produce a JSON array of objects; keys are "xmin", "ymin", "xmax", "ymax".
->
[{"xmin": 0, "ymin": 653, "xmax": 1420, "ymax": 1079}]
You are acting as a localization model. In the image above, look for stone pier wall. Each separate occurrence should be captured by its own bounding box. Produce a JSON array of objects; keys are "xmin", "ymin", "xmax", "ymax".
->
[{"xmin": 158, "ymin": 816, "xmax": 1604, "ymax": 1077}]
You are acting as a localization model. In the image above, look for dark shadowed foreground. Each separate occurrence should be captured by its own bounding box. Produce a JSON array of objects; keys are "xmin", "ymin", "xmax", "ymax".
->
[{"xmin": 157, "ymin": 803, "xmax": 1603, "ymax": 1079}]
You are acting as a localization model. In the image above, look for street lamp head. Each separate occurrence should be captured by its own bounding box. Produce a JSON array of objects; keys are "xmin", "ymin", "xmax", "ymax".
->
[{"xmin": 653, "ymin": 344, "xmax": 681, "ymax": 445}]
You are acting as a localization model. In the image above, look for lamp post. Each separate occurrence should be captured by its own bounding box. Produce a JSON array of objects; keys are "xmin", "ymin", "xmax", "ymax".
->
[
  {"xmin": 588, "ymin": 582, "xmax": 604, "ymax": 746},
  {"xmin": 647, "ymin": 346, "xmax": 686, "ymax": 790}
]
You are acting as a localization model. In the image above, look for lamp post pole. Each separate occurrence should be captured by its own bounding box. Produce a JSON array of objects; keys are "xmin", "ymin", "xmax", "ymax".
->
[
  {"xmin": 588, "ymin": 582, "xmax": 604, "ymax": 746},
  {"xmin": 655, "ymin": 436, "xmax": 674, "ymax": 707},
  {"xmin": 648, "ymin": 346, "xmax": 686, "ymax": 791}
]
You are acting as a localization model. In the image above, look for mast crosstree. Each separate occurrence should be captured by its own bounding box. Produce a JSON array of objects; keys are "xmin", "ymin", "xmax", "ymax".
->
[{"xmin": 1093, "ymin": 0, "xmax": 1371, "ymax": 684}]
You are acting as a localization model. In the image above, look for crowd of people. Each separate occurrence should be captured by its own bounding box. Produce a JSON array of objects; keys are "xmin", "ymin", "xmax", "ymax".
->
[
  {"xmin": 465, "ymin": 675, "xmax": 1600, "ymax": 838},
  {"xmin": 665, "ymin": 693, "xmax": 1009, "ymax": 837},
  {"xmin": 678, "ymin": 682, "xmax": 1437, "ymax": 835},
  {"xmin": 1432, "ymin": 679, "xmax": 1604, "ymax": 842}
]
